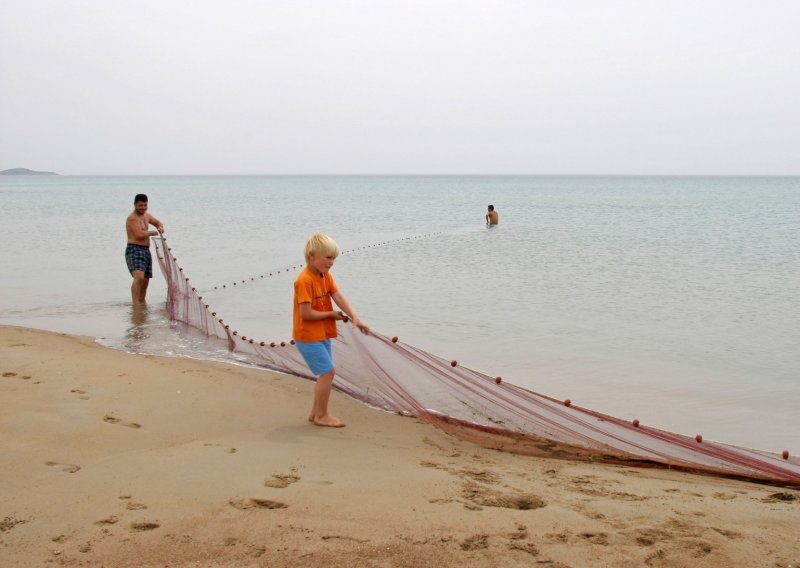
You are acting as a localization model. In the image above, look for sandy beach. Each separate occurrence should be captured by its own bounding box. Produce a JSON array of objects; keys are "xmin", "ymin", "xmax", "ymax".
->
[{"xmin": 1, "ymin": 325, "xmax": 798, "ymax": 567}]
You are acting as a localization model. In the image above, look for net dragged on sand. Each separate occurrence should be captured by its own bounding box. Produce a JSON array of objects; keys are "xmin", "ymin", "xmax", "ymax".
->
[{"xmin": 153, "ymin": 237, "xmax": 800, "ymax": 488}]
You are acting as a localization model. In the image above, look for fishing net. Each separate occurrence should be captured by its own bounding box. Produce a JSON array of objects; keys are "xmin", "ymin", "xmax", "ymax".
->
[{"xmin": 153, "ymin": 237, "xmax": 799, "ymax": 488}]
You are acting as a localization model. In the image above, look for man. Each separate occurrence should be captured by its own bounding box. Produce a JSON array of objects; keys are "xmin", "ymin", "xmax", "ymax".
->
[
  {"xmin": 125, "ymin": 194, "xmax": 164, "ymax": 305},
  {"xmin": 486, "ymin": 204, "xmax": 499, "ymax": 225}
]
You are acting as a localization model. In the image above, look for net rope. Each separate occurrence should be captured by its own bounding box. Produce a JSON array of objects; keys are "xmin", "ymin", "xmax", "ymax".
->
[{"xmin": 153, "ymin": 237, "xmax": 800, "ymax": 488}]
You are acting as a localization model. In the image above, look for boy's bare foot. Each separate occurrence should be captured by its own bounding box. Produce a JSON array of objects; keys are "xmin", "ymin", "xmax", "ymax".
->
[{"xmin": 313, "ymin": 415, "xmax": 345, "ymax": 428}]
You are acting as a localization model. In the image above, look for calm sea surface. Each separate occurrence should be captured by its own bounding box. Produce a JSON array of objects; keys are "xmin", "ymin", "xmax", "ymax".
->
[{"xmin": 1, "ymin": 175, "xmax": 798, "ymax": 452}]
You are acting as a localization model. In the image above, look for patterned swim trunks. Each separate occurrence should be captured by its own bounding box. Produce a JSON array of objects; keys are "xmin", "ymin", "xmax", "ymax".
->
[{"xmin": 125, "ymin": 243, "xmax": 152, "ymax": 278}]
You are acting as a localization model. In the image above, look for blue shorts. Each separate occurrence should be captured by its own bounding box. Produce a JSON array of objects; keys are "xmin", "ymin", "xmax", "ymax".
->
[
  {"xmin": 295, "ymin": 339, "xmax": 334, "ymax": 376},
  {"xmin": 125, "ymin": 243, "xmax": 152, "ymax": 278}
]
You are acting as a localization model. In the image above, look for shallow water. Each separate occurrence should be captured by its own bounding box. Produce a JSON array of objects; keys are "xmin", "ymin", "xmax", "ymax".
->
[{"xmin": 2, "ymin": 174, "xmax": 798, "ymax": 451}]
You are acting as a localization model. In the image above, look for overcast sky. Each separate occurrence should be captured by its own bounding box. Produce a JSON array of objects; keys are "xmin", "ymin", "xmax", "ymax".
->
[{"xmin": 1, "ymin": 0, "xmax": 798, "ymax": 175}]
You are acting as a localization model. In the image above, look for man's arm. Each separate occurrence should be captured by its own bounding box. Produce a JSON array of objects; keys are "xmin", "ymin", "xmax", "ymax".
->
[
  {"xmin": 147, "ymin": 214, "xmax": 165, "ymax": 233},
  {"xmin": 127, "ymin": 215, "xmax": 156, "ymax": 239}
]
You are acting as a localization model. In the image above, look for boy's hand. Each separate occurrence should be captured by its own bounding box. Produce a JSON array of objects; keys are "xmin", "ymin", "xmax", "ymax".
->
[{"xmin": 352, "ymin": 317, "xmax": 370, "ymax": 335}]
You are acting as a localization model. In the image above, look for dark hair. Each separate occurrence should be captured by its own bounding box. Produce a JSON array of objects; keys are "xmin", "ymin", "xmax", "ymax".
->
[
  {"xmin": 134, "ymin": 194, "xmax": 148, "ymax": 204},
  {"xmin": 487, "ymin": 204, "xmax": 494, "ymax": 211}
]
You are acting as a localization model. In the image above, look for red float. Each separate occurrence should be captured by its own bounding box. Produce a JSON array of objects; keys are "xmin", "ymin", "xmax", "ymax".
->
[
  {"xmin": 632, "ymin": 419, "xmax": 640, "ymax": 427},
  {"xmin": 695, "ymin": 434, "xmax": 703, "ymax": 443},
  {"xmin": 783, "ymin": 450, "xmax": 790, "ymax": 460},
  {"xmin": 495, "ymin": 376, "xmax": 502, "ymax": 384},
  {"xmin": 563, "ymin": 399, "xmax": 571, "ymax": 407},
  {"xmin": 450, "ymin": 360, "xmax": 457, "ymax": 367}
]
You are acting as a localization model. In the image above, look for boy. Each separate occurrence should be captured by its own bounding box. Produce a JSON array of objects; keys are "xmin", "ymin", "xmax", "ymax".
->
[{"xmin": 293, "ymin": 233, "xmax": 369, "ymax": 427}]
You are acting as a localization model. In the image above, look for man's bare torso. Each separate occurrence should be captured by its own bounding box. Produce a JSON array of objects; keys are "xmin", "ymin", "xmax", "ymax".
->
[{"xmin": 126, "ymin": 211, "xmax": 153, "ymax": 246}]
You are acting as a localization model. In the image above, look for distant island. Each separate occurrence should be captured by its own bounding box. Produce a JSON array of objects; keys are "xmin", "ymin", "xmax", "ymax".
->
[{"xmin": 0, "ymin": 168, "xmax": 58, "ymax": 175}]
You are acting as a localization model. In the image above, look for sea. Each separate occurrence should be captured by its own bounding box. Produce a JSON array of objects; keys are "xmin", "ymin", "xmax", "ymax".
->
[{"xmin": 1, "ymin": 174, "xmax": 798, "ymax": 453}]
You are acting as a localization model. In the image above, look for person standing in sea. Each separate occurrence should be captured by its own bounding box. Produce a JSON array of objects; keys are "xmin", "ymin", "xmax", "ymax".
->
[
  {"xmin": 486, "ymin": 204, "xmax": 499, "ymax": 225},
  {"xmin": 125, "ymin": 193, "xmax": 164, "ymax": 305}
]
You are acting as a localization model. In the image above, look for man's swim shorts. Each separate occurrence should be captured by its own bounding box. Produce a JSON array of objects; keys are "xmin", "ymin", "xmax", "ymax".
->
[
  {"xmin": 125, "ymin": 243, "xmax": 152, "ymax": 278},
  {"xmin": 295, "ymin": 339, "xmax": 334, "ymax": 376}
]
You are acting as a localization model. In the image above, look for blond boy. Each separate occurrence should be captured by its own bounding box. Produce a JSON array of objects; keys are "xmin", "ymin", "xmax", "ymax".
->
[{"xmin": 292, "ymin": 234, "xmax": 369, "ymax": 427}]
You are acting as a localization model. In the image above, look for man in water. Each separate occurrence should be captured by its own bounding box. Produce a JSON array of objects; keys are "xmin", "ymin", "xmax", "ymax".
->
[
  {"xmin": 125, "ymin": 194, "xmax": 164, "ymax": 305},
  {"xmin": 486, "ymin": 204, "xmax": 499, "ymax": 225}
]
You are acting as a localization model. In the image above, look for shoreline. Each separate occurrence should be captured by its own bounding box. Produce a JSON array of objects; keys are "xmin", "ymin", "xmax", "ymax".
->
[{"xmin": 1, "ymin": 325, "xmax": 798, "ymax": 567}]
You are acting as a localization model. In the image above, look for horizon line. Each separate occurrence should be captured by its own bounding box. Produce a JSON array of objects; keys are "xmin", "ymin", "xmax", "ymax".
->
[{"xmin": 4, "ymin": 172, "xmax": 800, "ymax": 177}]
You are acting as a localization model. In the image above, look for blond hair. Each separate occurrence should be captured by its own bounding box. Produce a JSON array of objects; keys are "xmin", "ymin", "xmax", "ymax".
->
[{"xmin": 304, "ymin": 233, "xmax": 339, "ymax": 264}]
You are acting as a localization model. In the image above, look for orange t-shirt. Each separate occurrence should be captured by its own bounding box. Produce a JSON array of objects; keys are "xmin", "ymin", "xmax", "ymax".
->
[{"xmin": 292, "ymin": 267, "xmax": 339, "ymax": 342}]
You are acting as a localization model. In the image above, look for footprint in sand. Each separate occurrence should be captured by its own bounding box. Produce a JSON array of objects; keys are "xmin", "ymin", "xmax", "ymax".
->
[
  {"xmin": 508, "ymin": 541, "xmax": 539, "ymax": 555},
  {"xmin": 95, "ymin": 515, "xmax": 120, "ymax": 526},
  {"xmin": 130, "ymin": 521, "xmax": 160, "ymax": 532},
  {"xmin": 126, "ymin": 502, "xmax": 147, "ymax": 511},
  {"xmin": 580, "ymin": 532, "xmax": 610, "ymax": 546},
  {"xmin": 103, "ymin": 414, "xmax": 141, "ymax": 429},
  {"xmin": 460, "ymin": 534, "xmax": 489, "ymax": 551},
  {"xmin": 762, "ymin": 492, "xmax": 798, "ymax": 503},
  {"xmin": 1, "ymin": 516, "xmax": 29, "ymax": 533},
  {"xmin": 71, "ymin": 389, "xmax": 90, "ymax": 400},
  {"xmin": 45, "ymin": 461, "xmax": 81, "ymax": 473},
  {"xmin": 461, "ymin": 482, "xmax": 545, "ymax": 510},
  {"xmin": 204, "ymin": 443, "xmax": 238, "ymax": 454},
  {"xmin": 229, "ymin": 498, "xmax": 288, "ymax": 510},
  {"xmin": 265, "ymin": 471, "xmax": 301, "ymax": 488},
  {"xmin": 3, "ymin": 372, "xmax": 31, "ymax": 380}
]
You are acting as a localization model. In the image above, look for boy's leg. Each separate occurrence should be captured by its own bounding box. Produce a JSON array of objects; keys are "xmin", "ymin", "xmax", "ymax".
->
[{"xmin": 311, "ymin": 368, "xmax": 344, "ymax": 427}]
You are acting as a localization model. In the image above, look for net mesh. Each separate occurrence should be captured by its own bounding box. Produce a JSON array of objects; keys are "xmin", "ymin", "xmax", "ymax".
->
[{"xmin": 154, "ymin": 237, "xmax": 799, "ymax": 487}]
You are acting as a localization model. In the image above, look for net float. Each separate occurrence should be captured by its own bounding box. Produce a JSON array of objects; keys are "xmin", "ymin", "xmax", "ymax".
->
[
  {"xmin": 280, "ymin": 342, "xmax": 286, "ymax": 347},
  {"xmin": 696, "ymin": 434, "xmax": 703, "ymax": 443},
  {"xmin": 563, "ymin": 399, "xmax": 571, "ymax": 407},
  {"xmin": 632, "ymin": 419, "xmax": 640, "ymax": 427},
  {"xmin": 495, "ymin": 377, "xmax": 502, "ymax": 384},
  {"xmin": 450, "ymin": 360, "xmax": 457, "ymax": 367},
  {"xmin": 391, "ymin": 336, "xmax": 398, "ymax": 343},
  {"xmin": 783, "ymin": 450, "xmax": 790, "ymax": 460}
]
